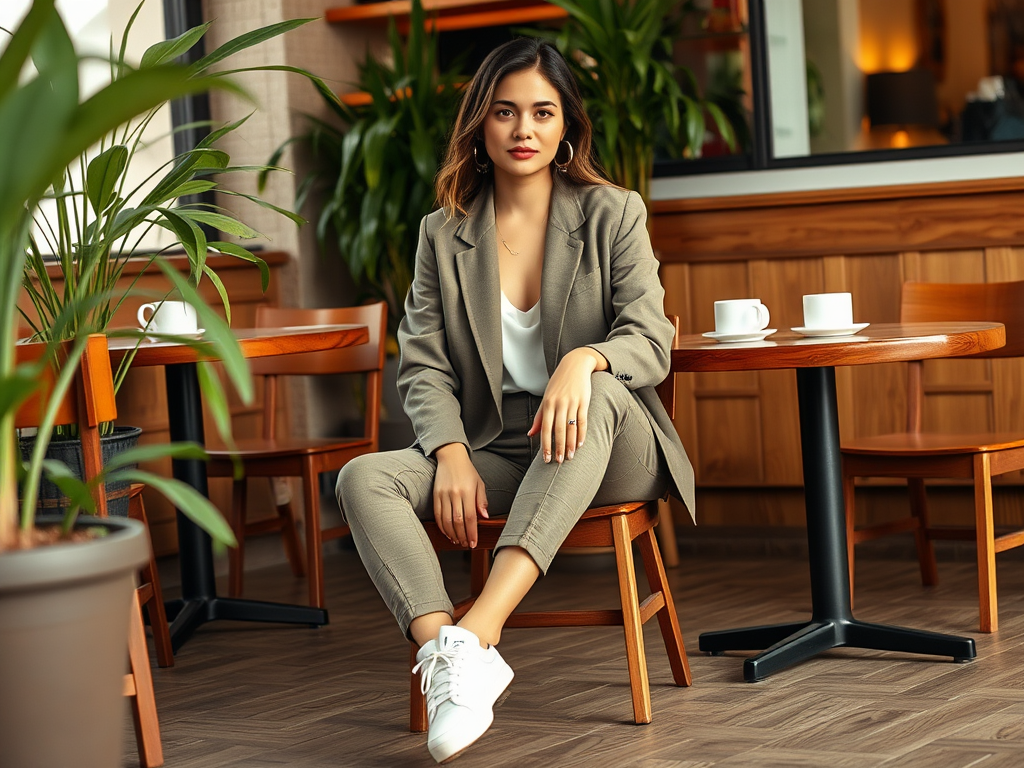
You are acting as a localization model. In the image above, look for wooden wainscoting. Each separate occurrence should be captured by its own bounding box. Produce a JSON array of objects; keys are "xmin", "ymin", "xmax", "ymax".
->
[
  {"xmin": 19, "ymin": 252, "xmax": 292, "ymax": 556},
  {"xmin": 653, "ymin": 178, "xmax": 1024, "ymax": 532}
]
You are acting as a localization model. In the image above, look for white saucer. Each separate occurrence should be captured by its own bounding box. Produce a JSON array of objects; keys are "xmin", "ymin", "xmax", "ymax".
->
[
  {"xmin": 703, "ymin": 328, "xmax": 777, "ymax": 343},
  {"xmin": 143, "ymin": 328, "xmax": 205, "ymax": 340},
  {"xmin": 790, "ymin": 323, "xmax": 869, "ymax": 338}
]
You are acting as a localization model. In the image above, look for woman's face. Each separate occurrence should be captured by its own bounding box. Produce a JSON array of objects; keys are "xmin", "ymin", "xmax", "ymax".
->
[{"xmin": 481, "ymin": 67, "xmax": 566, "ymax": 182}]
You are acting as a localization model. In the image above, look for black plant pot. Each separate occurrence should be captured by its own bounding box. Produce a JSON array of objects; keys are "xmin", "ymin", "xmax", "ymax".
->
[{"xmin": 19, "ymin": 425, "xmax": 143, "ymax": 517}]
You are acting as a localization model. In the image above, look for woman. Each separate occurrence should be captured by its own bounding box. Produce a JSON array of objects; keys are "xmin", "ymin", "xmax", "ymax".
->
[{"xmin": 337, "ymin": 38, "xmax": 694, "ymax": 764}]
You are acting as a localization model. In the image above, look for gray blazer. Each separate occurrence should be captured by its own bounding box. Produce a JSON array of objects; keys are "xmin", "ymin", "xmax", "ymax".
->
[{"xmin": 397, "ymin": 174, "xmax": 695, "ymax": 520}]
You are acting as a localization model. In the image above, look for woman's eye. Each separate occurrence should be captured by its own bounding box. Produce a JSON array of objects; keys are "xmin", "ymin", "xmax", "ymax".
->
[
  {"xmin": 497, "ymin": 109, "xmax": 514, "ymax": 117},
  {"xmin": 537, "ymin": 110, "xmax": 552, "ymax": 118}
]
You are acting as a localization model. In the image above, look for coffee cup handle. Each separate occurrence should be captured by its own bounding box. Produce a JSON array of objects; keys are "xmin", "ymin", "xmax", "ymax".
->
[
  {"xmin": 137, "ymin": 303, "xmax": 156, "ymax": 329},
  {"xmin": 754, "ymin": 303, "xmax": 770, "ymax": 330}
]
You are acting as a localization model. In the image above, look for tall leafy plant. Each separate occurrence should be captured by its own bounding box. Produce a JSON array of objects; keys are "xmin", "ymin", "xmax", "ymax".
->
[
  {"xmin": 531, "ymin": 0, "xmax": 735, "ymax": 203},
  {"xmin": 18, "ymin": 3, "xmax": 339, "ymax": 397},
  {"xmin": 0, "ymin": 1, "xmax": 333, "ymax": 549},
  {"xmin": 269, "ymin": 0, "xmax": 463, "ymax": 337}
]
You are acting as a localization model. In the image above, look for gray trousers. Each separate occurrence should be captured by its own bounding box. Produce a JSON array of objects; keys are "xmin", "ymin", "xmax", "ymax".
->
[{"xmin": 336, "ymin": 371, "xmax": 670, "ymax": 635}]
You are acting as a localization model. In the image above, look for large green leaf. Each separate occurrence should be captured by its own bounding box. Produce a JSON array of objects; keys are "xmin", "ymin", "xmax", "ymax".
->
[
  {"xmin": 0, "ymin": 0, "xmax": 55, "ymax": 104},
  {"xmin": 140, "ymin": 20, "xmax": 212, "ymax": 68},
  {"xmin": 85, "ymin": 145, "xmax": 129, "ymax": 215},
  {"xmin": 208, "ymin": 241, "xmax": 270, "ymax": 293},
  {"xmin": 190, "ymin": 18, "xmax": 315, "ymax": 73}
]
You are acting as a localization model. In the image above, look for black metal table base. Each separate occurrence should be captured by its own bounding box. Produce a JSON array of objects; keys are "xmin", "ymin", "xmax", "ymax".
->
[
  {"xmin": 700, "ymin": 618, "xmax": 975, "ymax": 682},
  {"xmin": 165, "ymin": 598, "xmax": 328, "ymax": 652},
  {"xmin": 163, "ymin": 363, "xmax": 328, "ymax": 653},
  {"xmin": 698, "ymin": 367, "xmax": 976, "ymax": 681}
]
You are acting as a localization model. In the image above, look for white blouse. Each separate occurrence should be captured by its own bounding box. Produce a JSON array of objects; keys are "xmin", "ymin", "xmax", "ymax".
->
[{"xmin": 500, "ymin": 291, "xmax": 549, "ymax": 396}]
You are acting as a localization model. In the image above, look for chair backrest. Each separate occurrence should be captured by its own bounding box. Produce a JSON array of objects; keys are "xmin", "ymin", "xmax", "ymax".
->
[
  {"xmin": 655, "ymin": 315, "xmax": 680, "ymax": 420},
  {"xmin": 249, "ymin": 302, "xmax": 388, "ymax": 444},
  {"xmin": 899, "ymin": 281, "xmax": 1024, "ymax": 433},
  {"xmin": 901, "ymin": 280, "xmax": 1024, "ymax": 358},
  {"xmin": 14, "ymin": 334, "xmax": 118, "ymax": 516}
]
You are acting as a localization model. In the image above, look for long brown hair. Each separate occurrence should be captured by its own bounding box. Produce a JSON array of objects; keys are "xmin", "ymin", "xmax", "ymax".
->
[{"xmin": 435, "ymin": 38, "xmax": 610, "ymax": 218}]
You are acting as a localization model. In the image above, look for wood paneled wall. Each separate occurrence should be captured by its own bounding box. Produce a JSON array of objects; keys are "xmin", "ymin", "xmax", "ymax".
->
[
  {"xmin": 652, "ymin": 178, "xmax": 1024, "ymax": 530},
  {"xmin": 19, "ymin": 253, "xmax": 290, "ymax": 555}
]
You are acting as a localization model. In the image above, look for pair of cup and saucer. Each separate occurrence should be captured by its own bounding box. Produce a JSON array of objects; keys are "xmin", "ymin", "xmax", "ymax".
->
[
  {"xmin": 703, "ymin": 299, "xmax": 777, "ymax": 343},
  {"xmin": 703, "ymin": 293, "xmax": 869, "ymax": 343},
  {"xmin": 790, "ymin": 293, "xmax": 868, "ymax": 338}
]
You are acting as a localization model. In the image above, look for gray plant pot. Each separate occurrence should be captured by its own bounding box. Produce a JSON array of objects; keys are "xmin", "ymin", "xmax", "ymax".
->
[
  {"xmin": 0, "ymin": 515, "xmax": 149, "ymax": 768},
  {"xmin": 19, "ymin": 425, "xmax": 142, "ymax": 517}
]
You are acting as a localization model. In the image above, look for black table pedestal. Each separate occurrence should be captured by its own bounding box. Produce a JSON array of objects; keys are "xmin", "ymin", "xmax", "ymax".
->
[
  {"xmin": 698, "ymin": 366, "xmax": 975, "ymax": 682},
  {"xmin": 164, "ymin": 362, "xmax": 327, "ymax": 652}
]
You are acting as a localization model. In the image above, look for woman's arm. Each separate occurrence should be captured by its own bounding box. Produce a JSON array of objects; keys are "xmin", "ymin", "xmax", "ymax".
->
[
  {"xmin": 397, "ymin": 216, "xmax": 488, "ymax": 548},
  {"xmin": 584, "ymin": 190, "xmax": 674, "ymax": 389},
  {"xmin": 397, "ymin": 216, "xmax": 472, "ymax": 457}
]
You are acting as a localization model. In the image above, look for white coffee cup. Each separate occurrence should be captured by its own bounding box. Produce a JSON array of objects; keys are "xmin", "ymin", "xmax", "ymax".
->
[
  {"xmin": 802, "ymin": 292, "xmax": 853, "ymax": 329},
  {"xmin": 137, "ymin": 300, "xmax": 198, "ymax": 334},
  {"xmin": 714, "ymin": 299, "xmax": 771, "ymax": 334}
]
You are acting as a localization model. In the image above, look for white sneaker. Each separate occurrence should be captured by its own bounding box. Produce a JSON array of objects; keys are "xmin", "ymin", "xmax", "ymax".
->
[{"xmin": 412, "ymin": 625, "xmax": 514, "ymax": 763}]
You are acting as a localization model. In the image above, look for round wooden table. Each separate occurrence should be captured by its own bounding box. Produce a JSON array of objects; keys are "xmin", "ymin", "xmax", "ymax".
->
[
  {"xmin": 109, "ymin": 324, "xmax": 369, "ymax": 651},
  {"xmin": 671, "ymin": 322, "xmax": 1006, "ymax": 681}
]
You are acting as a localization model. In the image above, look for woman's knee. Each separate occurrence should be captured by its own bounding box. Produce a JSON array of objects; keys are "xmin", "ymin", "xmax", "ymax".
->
[{"xmin": 336, "ymin": 453, "xmax": 392, "ymax": 523}]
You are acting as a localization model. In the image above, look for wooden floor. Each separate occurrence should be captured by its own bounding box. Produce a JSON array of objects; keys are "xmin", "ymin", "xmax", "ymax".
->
[{"xmin": 125, "ymin": 542, "xmax": 1024, "ymax": 768}]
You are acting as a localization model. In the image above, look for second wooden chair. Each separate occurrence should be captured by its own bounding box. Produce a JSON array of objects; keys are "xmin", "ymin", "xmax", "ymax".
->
[
  {"xmin": 206, "ymin": 302, "xmax": 387, "ymax": 609},
  {"xmin": 842, "ymin": 280, "xmax": 1024, "ymax": 633}
]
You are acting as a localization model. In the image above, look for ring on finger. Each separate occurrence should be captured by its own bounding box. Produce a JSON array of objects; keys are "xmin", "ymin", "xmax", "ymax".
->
[{"xmin": 567, "ymin": 418, "xmax": 577, "ymax": 425}]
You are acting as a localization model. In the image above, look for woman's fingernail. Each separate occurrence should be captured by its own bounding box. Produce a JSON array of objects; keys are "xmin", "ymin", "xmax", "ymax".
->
[
  {"xmin": 544, "ymin": 452, "xmax": 551, "ymax": 463},
  {"xmin": 557, "ymin": 453, "xmax": 563, "ymax": 462},
  {"xmin": 567, "ymin": 450, "xmax": 574, "ymax": 460}
]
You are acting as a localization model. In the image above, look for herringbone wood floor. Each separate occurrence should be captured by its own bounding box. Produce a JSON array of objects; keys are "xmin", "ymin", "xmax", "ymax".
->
[{"xmin": 125, "ymin": 539, "xmax": 1024, "ymax": 768}]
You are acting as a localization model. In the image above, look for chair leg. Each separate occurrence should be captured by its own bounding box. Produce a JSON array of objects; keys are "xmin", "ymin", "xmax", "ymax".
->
[
  {"xmin": 974, "ymin": 454, "xmax": 997, "ymax": 633},
  {"xmin": 128, "ymin": 491, "xmax": 173, "ymax": 668},
  {"xmin": 636, "ymin": 526, "xmax": 692, "ymax": 687},
  {"xmin": 611, "ymin": 515, "xmax": 652, "ymax": 725},
  {"xmin": 302, "ymin": 460, "xmax": 326, "ymax": 609},
  {"xmin": 908, "ymin": 478, "xmax": 939, "ymax": 587},
  {"xmin": 410, "ymin": 642, "xmax": 428, "ymax": 733},
  {"xmin": 228, "ymin": 479, "xmax": 247, "ymax": 598},
  {"xmin": 272, "ymin": 492, "xmax": 307, "ymax": 579},
  {"xmin": 128, "ymin": 589, "xmax": 164, "ymax": 768},
  {"xmin": 843, "ymin": 470, "xmax": 857, "ymax": 608},
  {"xmin": 655, "ymin": 499, "xmax": 679, "ymax": 568}
]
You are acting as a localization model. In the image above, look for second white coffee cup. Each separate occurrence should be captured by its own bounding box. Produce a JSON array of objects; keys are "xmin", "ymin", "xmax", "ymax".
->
[
  {"xmin": 802, "ymin": 292, "xmax": 853, "ymax": 329},
  {"xmin": 138, "ymin": 300, "xmax": 198, "ymax": 334},
  {"xmin": 714, "ymin": 299, "xmax": 771, "ymax": 334}
]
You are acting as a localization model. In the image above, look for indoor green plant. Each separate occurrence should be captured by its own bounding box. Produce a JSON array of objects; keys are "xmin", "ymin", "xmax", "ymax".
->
[
  {"xmin": 530, "ymin": 0, "xmax": 736, "ymax": 203},
  {"xmin": 0, "ymin": 2, "xmax": 309, "ymax": 764},
  {"xmin": 270, "ymin": 0, "xmax": 463, "ymax": 338},
  {"xmin": 16, "ymin": 1, "xmax": 338, "ymax": 514}
]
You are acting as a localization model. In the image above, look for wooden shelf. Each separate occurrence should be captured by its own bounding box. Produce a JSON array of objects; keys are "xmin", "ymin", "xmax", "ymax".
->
[{"xmin": 325, "ymin": 0, "xmax": 567, "ymax": 33}]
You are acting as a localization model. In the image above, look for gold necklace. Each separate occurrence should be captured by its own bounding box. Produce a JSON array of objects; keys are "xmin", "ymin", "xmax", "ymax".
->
[{"xmin": 495, "ymin": 221, "xmax": 519, "ymax": 256}]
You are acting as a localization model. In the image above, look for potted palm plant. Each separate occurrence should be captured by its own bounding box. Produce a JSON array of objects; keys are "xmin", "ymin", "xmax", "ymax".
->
[
  {"xmin": 17, "ymin": 1, "xmax": 337, "ymax": 515},
  {"xmin": 0, "ymin": 2, "xmax": 331, "ymax": 765}
]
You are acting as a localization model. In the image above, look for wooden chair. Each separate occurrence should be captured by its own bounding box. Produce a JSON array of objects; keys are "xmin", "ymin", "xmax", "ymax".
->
[
  {"xmin": 409, "ymin": 317, "xmax": 692, "ymax": 730},
  {"xmin": 16, "ymin": 334, "xmax": 164, "ymax": 767},
  {"xmin": 842, "ymin": 280, "xmax": 1024, "ymax": 633},
  {"xmin": 128, "ymin": 484, "xmax": 173, "ymax": 668},
  {"xmin": 205, "ymin": 302, "xmax": 387, "ymax": 609}
]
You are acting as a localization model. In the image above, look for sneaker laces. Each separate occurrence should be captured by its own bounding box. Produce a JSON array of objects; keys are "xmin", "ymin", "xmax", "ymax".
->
[{"xmin": 413, "ymin": 647, "xmax": 463, "ymax": 719}]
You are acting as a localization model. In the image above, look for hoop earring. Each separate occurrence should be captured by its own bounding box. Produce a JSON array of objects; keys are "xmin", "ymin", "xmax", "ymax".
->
[
  {"xmin": 554, "ymin": 140, "xmax": 574, "ymax": 173},
  {"xmin": 473, "ymin": 145, "xmax": 491, "ymax": 174}
]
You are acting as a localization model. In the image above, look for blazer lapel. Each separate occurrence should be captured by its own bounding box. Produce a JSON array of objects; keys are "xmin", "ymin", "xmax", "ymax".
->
[
  {"xmin": 454, "ymin": 184, "xmax": 504, "ymax": 410},
  {"xmin": 541, "ymin": 174, "xmax": 586, "ymax": 373}
]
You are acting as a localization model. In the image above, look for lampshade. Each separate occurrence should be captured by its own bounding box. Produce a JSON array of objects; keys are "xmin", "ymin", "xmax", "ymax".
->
[{"xmin": 866, "ymin": 69, "xmax": 939, "ymax": 128}]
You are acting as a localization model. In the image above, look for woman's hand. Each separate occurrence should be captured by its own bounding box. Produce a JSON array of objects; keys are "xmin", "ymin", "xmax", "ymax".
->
[
  {"xmin": 528, "ymin": 347, "xmax": 608, "ymax": 464},
  {"xmin": 433, "ymin": 443, "xmax": 488, "ymax": 548}
]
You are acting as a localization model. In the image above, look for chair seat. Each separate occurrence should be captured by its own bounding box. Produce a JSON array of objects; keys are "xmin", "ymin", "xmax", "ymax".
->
[
  {"xmin": 843, "ymin": 431, "xmax": 1024, "ymax": 456},
  {"xmin": 206, "ymin": 436, "xmax": 373, "ymax": 461}
]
